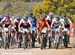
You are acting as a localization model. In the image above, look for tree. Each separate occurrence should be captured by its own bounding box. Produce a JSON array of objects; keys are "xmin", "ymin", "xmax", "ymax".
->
[
  {"xmin": 33, "ymin": 3, "xmax": 43, "ymax": 16},
  {"xmin": 33, "ymin": 0, "xmax": 75, "ymax": 22}
]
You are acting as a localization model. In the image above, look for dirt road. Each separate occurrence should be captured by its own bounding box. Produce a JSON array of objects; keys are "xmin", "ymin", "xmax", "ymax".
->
[
  {"xmin": 0, "ymin": 37, "xmax": 75, "ymax": 55},
  {"xmin": 0, "ymin": 48, "xmax": 75, "ymax": 55}
]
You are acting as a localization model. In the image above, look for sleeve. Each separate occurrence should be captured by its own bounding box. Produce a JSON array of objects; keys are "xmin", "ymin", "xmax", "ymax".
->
[
  {"xmin": 19, "ymin": 19, "xmax": 24, "ymax": 25},
  {"xmin": 28, "ymin": 17, "xmax": 32, "ymax": 23},
  {"xmin": 14, "ymin": 19, "xmax": 17, "ymax": 22},
  {"xmin": 45, "ymin": 19, "xmax": 48, "ymax": 23},
  {"xmin": 46, "ymin": 16, "xmax": 49, "ymax": 20},
  {"xmin": 46, "ymin": 16, "xmax": 51, "ymax": 20},
  {"xmin": 51, "ymin": 19, "xmax": 55, "ymax": 27},
  {"xmin": 1, "ymin": 17, "xmax": 5, "ymax": 23},
  {"xmin": 68, "ymin": 18, "xmax": 72, "ymax": 24}
]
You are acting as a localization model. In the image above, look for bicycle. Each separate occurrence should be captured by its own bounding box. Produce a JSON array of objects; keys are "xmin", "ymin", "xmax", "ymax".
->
[{"xmin": 41, "ymin": 28, "xmax": 47, "ymax": 49}]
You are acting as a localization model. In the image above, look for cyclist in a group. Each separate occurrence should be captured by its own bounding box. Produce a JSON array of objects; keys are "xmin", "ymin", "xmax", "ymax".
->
[
  {"xmin": 14, "ymin": 17, "xmax": 20, "ymax": 32},
  {"xmin": 0, "ymin": 17, "xmax": 3, "ymax": 32},
  {"xmin": 63, "ymin": 16, "xmax": 72, "ymax": 48},
  {"xmin": 13, "ymin": 17, "xmax": 20, "ymax": 47},
  {"xmin": 51, "ymin": 15, "xmax": 63, "ymax": 32},
  {"xmin": 28, "ymin": 16, "xmax": 37, "ymax": 48},
  {"xmin": 1, "ymin": 16, "xmax": 11, "ymax": 49},
  {"xmin": 37, "ymin": 14, "xmax": 48, "ymax": 49},
  {"xmin": 19, "ymin": 17, "xmax": 31, "ymax": 48},
  {"xmin": 10, "ymin": 18, "xmax": 16, "ymax": 48},
  {"xmin": 46, "ymin": 12, "xmax": 54, "ymax": 28},
  {"xmin": 45, "ymin": 12, "xmax": 55, "ymax": 48},
  {"xmin": 0, "ymin": 17, "xmax": 3, "ymax": 48},
  {"xmin": 19, "ymin": 17, "xmax": 30, "ymax": 33},
  {"xmin": 51, "ymin": 15, "xmax": 64, "ymax": 48},
  {"xmin": 1, "ymin": 16, "xmax": 11, "ymax": 31}
]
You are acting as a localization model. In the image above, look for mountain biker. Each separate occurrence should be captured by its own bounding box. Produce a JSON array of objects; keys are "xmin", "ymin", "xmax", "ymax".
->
[
  {"xmin": 19, "ymin": 17, "xmax": 31, "ymax": 48},
  {"xmin": 37, "ymin": 14, "xmax": 48, "ymax": 49},
  {"xmin": 63, "ymin": 16, "xmax": 72, "ymax": 48},
  {"xmin": 14, "ymin": 17, "xmax": 20, "ymax": 32},
  {"xmin": 45, "ymin": 12, "xmax": 54, "ymax": 48},
  {"xmin": 46, "ymin": 12, "xmax": 54, "ymax": 28},
  {"xmin": 13, "ymin": 17, "xmax": 21, "ymax": 47},
  {"xmin": 28, "ymin": 16, "xmax": 37, "ymax": 48},
  {"xmin": 1, "ymin": 16, "xmax": 11, "ymax": 49},
  {"xmin": 0, "ymin": 17, "xmax": 3, "ymax": 32},
  {"xmin": 0, "ymin": 17, "xmax": 3, "ymax": 48},
  {"xmin": 51, "ymin": 15, "xmax": 64, "ymax": 48},
  {"xmin": 10, "ymin": 18, "xmax": 16, "ymax": 48}
]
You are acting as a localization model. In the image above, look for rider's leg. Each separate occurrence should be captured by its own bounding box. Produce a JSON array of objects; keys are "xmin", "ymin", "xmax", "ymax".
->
[
  {"xmin": 64, "ymin": 32, "xmax": 68, "ymax": 48},
  {"xmin": 31, "ymin": 30, "xmax": 36, "ymax": 48},
  {"xmin": 49, "ymin": 37, "xmax": 51, "ymax": 48}
]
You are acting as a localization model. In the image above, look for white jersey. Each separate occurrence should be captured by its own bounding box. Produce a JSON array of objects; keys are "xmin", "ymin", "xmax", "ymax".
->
[
  {"xmin": 46, "ymin": 16, "xmax": 51, "ymax": 20},
  {"xmin": 14, "ymin": 19, "xmax": 18, "ymax": 23},
  {"xmin": 67, "ymin": 18, "xmax": 72, "ymax": 24},
  {"xmin": 51, "ymin": 18, "xmax": 62, "ymax": 28},
  {"xmin": 19, "ymin": 19, "xmax": 24, "ymax": 25},
  {"xmin": 46, "ymin": 15, "xmax": 54, "ymax": 20}
]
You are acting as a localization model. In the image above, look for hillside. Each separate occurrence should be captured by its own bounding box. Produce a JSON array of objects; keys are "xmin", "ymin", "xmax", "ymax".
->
[{"xmin": 0, "ymin": 0, "xmax": 42, "ymax": 16}]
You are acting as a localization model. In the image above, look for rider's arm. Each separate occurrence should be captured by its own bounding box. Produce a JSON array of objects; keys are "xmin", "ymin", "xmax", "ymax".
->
[
  {"xmin": 1, "ymin": 17, "xmax": 5, "ymax": 23},
  {"xmin": 19, "ymin": 19, "xmax": 24, "ymax": 27},
  {"xmin": 60, "ymin": 19, "xmax": 64, "ymax": 28},
  {"xmin": 37, "ymin": 19, "xmax": 39, "ymax": 30},
  {"xmin": 45, "ymin": 20, "xmax": 50, "ymax": 28},
  {"xmin": 68, "ymin": 18, "xmax": 72, "ymax": 29},
  {"xmin": 51, "ymin": 19, "xmax": 54, "ymax": 28},
  {"xmin": 18, "ymin": 20, "xmax": 22, "ymax": 28},
  {"xmin": 68, "ymin": 18, "xmax": 72, "ymax": 24},
  {"xmin": 28, "ymin": 20, "xmax": 32, "ymax": 27}
]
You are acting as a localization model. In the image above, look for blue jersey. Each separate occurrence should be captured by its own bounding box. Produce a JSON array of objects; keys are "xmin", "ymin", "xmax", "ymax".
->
[
  {"xmin": 28, "ymin": 17, "xmax": 37, "ymax": 30},
  {"xmin": 28, "ymin": 17, "xmax": 37, "ymax": 27},
  {"xmin": 31, "ymin": 19, "xmax": 37, "ymax": 27}
]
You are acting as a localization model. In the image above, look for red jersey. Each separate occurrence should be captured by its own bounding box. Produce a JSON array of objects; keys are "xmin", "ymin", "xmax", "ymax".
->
[{"xmin": 37, "ymin": 18, "xmax": 47, "ymax": 31}]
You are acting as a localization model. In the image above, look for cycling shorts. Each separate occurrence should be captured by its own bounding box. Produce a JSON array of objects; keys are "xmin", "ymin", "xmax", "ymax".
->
[
  {"xmin": 30, "ymin": 27, "xmax": 37, "ymax": 31},
  {"xmin": 19, "ymin": 27, "xmax": 29, "ymax": 33},
  {"xmin": 11, "ymin": 27, "xmax": 16, "ymax": 32},
  {"xmin": 23, "ymin": 28, "xmax": 29, "ymax": 33},
  {"xmin": 0, "ymin": 27, "xmax": 2, "ymax": 32},
  {"xmin": 4, "ymin": 28, "xmax": 8, "ymax": 32}
]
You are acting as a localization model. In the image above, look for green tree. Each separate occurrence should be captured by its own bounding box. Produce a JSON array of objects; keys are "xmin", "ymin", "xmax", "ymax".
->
[{"xmin": 33, "ymin": 0, "xmax": 75, "ymax": 21}]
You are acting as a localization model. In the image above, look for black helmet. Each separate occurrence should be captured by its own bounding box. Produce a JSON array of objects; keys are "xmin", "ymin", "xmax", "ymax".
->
[{"xmin": 29, "ymin": 13, "xmax": 33, "ymax": 17}]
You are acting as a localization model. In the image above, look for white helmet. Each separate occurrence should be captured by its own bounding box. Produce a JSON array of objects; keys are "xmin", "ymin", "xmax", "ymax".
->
[{"xmin": 49, "ymin": 12, "xmax": 54, "ymax": 16}]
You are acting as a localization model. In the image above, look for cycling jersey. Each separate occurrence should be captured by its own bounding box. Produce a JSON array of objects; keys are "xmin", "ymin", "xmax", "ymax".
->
[
  {"xmin": 23, "ymin": 22, "xmax": 30, "ymax": 28},
  {"xmin": 64, "ymin": 24, "xmax": 70, "ymax": 29},
  {"xmin": 2, "ymin": 17, "xmax": 11, "ymax": 28},
  {"xmin": 64, "ymin": 18, "xmax": 71, "ymax": 29},
  {"xmin": 51, "ymin": 18, "xmax": 61, "ymax": 29},
  {"xmin": 37, "ymin": 18, "xmax": 47, "ymax": 31},
  {"xmin": 28, "ymin": 18, "xmax": 37, "ymax": 31},
  {"xmin": 19, "ymin": 19, "xmax": 24, "ymax": 27},
  {"xmin": 45, "ymin": 15, "xmax": 55, "ymax": 28},
  {"xmin": 46, "ymin": 20, "xmax": 52, "ymax": 26},
  {"xmin": 31, "ymin": 19, "xmax": 37, "ymax": 27},
  {"xmin": 14, "ymin": 19, "xmax": 19, "ymax": 32},
  {"xmin": 46, "ymin": 16, "xmax": 54, "ymax": 20},
  {"xmin": 5, "ymin": 23, "xmax": 10, "ymax": 28},
  {"xmin": 20, "ymin": 19, "xmax": 30, "ymax": 28}
]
